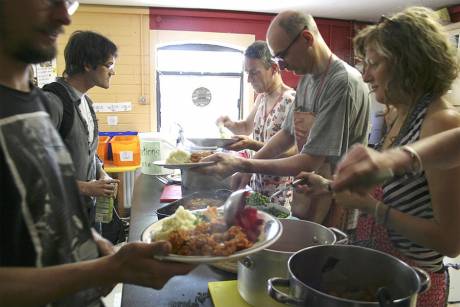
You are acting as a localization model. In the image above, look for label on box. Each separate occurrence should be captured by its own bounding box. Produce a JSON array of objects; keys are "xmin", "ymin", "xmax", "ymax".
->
[{"xmin": 120, "ymin": 151, "xmax": 134, "ymax": 161}]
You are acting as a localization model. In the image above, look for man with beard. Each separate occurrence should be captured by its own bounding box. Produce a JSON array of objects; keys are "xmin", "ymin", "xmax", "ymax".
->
[{"xmin": 0, "ymin": 1, "xmax": 192, "ymax": 306}]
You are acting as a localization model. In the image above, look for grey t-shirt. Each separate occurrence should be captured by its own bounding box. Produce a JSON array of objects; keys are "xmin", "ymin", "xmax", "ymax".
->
[{"xmin": 282, "ymin": 56, "xmax": 370, "ymax": 163}]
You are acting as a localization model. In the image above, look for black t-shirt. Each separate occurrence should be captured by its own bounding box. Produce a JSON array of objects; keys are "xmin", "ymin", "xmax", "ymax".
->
[{"xmin": 0, "ymin": 84, "xmax": 102, "ymax": 306}]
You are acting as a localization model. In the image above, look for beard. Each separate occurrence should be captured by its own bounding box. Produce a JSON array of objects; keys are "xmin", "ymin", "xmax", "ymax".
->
[
  {"xmin": 0, "ymin": 21, "xmax": 60, "ymax": 64},
  {"xmin": 12, "ymin": 43, "xmax": 57, "ymax": 64}
]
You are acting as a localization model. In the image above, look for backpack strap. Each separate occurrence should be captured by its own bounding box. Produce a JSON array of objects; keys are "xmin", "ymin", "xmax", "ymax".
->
[{"xmin": 42, "ymin": 82, "xmax": 75, "ymax": 139}]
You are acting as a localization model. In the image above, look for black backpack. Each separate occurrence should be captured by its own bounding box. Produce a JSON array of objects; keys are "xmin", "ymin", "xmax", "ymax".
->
[{"xmin": 42, "ymin": 82, "xmax": 75, "ymax": 139}]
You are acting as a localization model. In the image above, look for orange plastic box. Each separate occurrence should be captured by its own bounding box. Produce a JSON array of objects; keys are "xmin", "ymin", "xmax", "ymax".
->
[
  {"xmin": 97, "ymin": 136, "xmax": 111, "ymax": 163},
  {"xmin": 110, "ymin": 135, "xmax": 140, "ymax": 166}
]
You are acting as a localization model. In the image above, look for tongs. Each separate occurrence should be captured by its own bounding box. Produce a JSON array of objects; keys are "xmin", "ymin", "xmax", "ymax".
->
[
  {"xmin": 268, "ymin": 178, "xmax": 304, "ymax": 202},
  {"xmin": 269, "ymin": 176, "xmax": 333, "ymax": 202}
]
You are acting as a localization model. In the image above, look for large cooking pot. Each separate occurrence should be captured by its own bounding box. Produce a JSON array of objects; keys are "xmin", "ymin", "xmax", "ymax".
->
[
  {"xmin": 238, "ymin": 219, "xmax": 347, "ymax": 307},
  {"xmin": 268, "ymin": 245, "xmax": 430, "ymax": 306}
]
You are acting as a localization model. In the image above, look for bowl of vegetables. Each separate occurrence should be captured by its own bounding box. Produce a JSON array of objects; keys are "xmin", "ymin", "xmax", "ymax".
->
[{"xmin": 245, "ymin": 191, "xmax": 291, "ymax": 219}]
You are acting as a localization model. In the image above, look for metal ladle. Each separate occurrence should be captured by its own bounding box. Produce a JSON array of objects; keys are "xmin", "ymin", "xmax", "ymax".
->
[{"xmin": 223, "ymin": 188, "xmax": 251, "ymax": 226}]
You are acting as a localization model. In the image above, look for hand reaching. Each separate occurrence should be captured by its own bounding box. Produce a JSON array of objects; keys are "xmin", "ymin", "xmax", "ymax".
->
[
  {"xmin": 198, "ymin": 152, "xmax": 242, "ymax": 178},
  {"xmin": 109, "ymin": 241, "xmax": 195, "ymax": 289},
  {"xmin": 294, "ymin": 172, "xmax": 331, "ymax": 197},
  {"xmin": 224, "ymin": 135, "xmax": 254, "ymax": 151},
  {"xmin": 332, "ymin": 144, "xmax": 395, "ymax": 194}
]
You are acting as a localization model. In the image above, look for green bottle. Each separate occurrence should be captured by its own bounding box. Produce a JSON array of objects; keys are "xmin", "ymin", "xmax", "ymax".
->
[
  {"xmin": 95, "ymin": 196, "xmax": 114, "ymax": 223},
  {"xmin": 95, "ymin": 182, "xmax": 117, "ymax": 223}
]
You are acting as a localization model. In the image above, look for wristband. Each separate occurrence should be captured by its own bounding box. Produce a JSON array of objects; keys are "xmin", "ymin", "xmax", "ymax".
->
[
  {"xmin": 382, "ymin": 205, "xmax": 392, "ymax": 226},
  {"xmin": 401, "ymin": 145, "xmax": 423, "ymax": 175}
]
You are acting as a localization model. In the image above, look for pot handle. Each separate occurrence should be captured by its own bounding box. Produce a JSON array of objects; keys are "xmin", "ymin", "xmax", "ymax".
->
[
  {"xmin": 329, "ymin": 227, "xmax": 348, "ymax": 244},
  {"xmin": 414, "ymin": 267, "xmax": 431, "ymax": 294},
  {"xmin": 268, "ymin": 277, "xmax": 304, "ymax": 306},
  {"xmin": 239, "ymin": 256, "xmax": 254, "ymax": 269}
]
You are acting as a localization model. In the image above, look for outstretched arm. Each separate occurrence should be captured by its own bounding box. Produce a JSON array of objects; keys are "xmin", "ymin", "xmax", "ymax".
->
[{"xmin": 0, "ymin": 241, "xmax": 194, "ymax": 306}]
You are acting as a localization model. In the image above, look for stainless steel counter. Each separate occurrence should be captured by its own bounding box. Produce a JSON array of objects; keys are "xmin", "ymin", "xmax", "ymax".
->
[{"xmin": 121, "ymin": 174, "xmax": 235, "ymax": 307}]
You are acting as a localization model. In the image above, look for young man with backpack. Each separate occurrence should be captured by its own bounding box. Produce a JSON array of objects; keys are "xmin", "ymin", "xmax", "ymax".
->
[{"xmin": 42, "ymin": 31, "xmax": 119, "ymax": 231}]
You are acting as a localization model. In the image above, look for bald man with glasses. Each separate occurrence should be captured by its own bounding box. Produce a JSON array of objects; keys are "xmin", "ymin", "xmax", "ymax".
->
[{"xmin": 201, "ymin": 11, "xmax": 370, "ymax": 226}]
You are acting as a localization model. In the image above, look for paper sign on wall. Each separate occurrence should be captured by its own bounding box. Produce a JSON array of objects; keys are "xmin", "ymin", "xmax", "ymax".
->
[
  {"xmin": 93, "ymin": 102, "xmax": 132, "ymax": 113},
  {"xmin": 33, "ymin": 60, "xmax": 57, "ymax": 88}
]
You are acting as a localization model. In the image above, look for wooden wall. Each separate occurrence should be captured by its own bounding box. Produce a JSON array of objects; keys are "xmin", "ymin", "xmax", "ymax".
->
[
  {"xmin": 58, "ymin": 5, "xmax": 367, "ymax": 133},
  {"xmin": 56, "ymin": 5, "xmax": 152, "ymax": 132}
]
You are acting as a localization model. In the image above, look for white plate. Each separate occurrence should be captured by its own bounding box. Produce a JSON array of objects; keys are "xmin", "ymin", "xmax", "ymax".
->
[
  {"xmin": 153, "ymin": 160, "xmax": 215, "ymax": 169},
  {"xmin": 187, "ymin": 138, "xmax": 237, "ymax": 148},
  {"xmin": 141, "ymin": 210, "xmax": 283, "ymax": 264}
]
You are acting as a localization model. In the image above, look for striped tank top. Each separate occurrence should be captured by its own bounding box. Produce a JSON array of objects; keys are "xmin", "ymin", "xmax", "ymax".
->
[{"xmin": 381, "ymin": 95, "xmax": 444, "ymax": 272}]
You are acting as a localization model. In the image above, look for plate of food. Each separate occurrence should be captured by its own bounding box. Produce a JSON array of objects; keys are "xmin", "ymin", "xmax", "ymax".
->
[
  {"xmin": 141, "ymin": 206, "xmax": 283, "ymax": 264},
  {"xmin": 187, "ymin": 138, "xmax": 237, "ymax": 148},
  {"xmin": 154, "ymin": 149, "xmax": 215, "ymax": 169}
]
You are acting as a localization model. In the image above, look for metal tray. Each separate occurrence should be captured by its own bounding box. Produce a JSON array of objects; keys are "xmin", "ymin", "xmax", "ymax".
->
[{"xmin": 154, "ymin": 189, "xmax": 232, "ymax": 219}]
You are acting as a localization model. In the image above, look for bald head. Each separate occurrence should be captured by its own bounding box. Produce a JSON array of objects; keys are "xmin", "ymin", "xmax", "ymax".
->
[
  {"xmin": 267, "ymin": 11, "xmax": 329, "ymax": 75},
  {"xmin": 268, "ymin": 11, "xmax": 318, "ymax": 46}
]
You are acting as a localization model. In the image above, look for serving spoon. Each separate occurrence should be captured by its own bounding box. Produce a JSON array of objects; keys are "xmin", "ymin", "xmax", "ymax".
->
[{"xmin": 223, "ymin": 188, "xmax": 251, "ymax": 226}]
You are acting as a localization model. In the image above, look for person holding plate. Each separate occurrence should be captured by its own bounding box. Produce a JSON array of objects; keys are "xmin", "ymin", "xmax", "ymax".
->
[
  {"xmin": 216, "ymin": 40, "xmax": 296, "ymax": 206},
  {"xmin": 0, "ymin": 1, "xmax": 193, "ymax": 306}
]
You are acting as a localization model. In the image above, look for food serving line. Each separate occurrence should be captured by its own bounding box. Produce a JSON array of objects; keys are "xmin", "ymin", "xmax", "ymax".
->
[{"xmin": 122, "ymin": 137, "xmax": 431, "ymax": 307}]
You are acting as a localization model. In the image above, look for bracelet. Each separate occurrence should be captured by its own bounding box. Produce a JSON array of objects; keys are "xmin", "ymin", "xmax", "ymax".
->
[
  {"xmin": 382, "ymin": 205, "xmax": 392, "ymax": 226},
  {"xmin": 401, "ymin": 145, "xmax": 423, "ymax": 175},
  {"xmin": 373, "ymin": 201, "xmax": 381, "ymax": 221}
]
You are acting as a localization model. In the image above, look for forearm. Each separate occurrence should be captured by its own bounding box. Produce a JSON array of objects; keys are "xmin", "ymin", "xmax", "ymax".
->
[
  {"xmin": 226, "ymin": 121, "xmax": 252, "ymax": 135},
  {"xmin": 98, "ymin": 168, "xmax": 111, "ymax": 180},
  {"xmin": 409, "ymin": 128, "xmax": 460, "ymax": 170},
  {"xmin": 0, "ymin": 258, "xmax": 114, "ymax": 306},
  {"xmin": 381, "ymin": 206, "xmax": 458, "ymax": 257},
  {"xmin": 77, "ymin": 180, "xmax": 91, "ymax": 196},
  {"xmin": 275, "ymin": 144, "xmax": 298, "ymax": 158},
  {"xmin": 254, "ymin": 130, "xmax": 295, "ymax": 159},
  {"xmin": 239, "ymin": 153, "xmax": 324, "ymax": 176},
  {"xmin": 247, "ymin": 139, "xmax": 265, "ymax": 151}
]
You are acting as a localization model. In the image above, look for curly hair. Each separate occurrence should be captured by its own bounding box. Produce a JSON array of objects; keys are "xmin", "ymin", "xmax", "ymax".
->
[
  {"xmin": 354, "ymin": 6, "xmax": 458, "ymax": 104},
  {"xmin": 244, "ymin": 40, "xmax": 275, "ymax": 69}
]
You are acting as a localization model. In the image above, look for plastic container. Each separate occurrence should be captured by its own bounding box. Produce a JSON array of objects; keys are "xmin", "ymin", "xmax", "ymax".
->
[
  {"xmin": 97, "ymin": 136, "xmax": 111, "ymax": 162},
  {"xmin": 139, "ymin": 132, "xmax": 175, "ymax": 175},
  {"xmin": 110, "ymin": 135, "xmax": 140, "ymax": 166},
  {"xmin": 99, "ymin": 131, "xmax": 138, "ymax": 160}
]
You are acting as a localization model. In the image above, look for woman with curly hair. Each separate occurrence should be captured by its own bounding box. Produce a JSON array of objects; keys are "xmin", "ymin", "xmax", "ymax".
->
[{"xmin": 297, "ymin": 6, "xmax": 460, "ymax": 306}]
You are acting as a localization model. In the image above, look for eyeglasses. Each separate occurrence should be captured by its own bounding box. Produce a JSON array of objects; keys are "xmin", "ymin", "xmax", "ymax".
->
[
  {"xmin": 102, "ymin": 63, "xmax": 115, "ymax": 70},
  {"xmin": 272, "ymin": 26, "xmax": 307, "ymax": 66},
  {"xmin": 46, "ymin": 0, "xmax": 80, "ymax": 15}
]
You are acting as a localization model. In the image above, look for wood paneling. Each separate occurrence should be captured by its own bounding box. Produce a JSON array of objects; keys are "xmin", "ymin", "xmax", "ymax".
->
[
  {"xmin": 55, "ymin": 5, "xmax": 364, "ymax": 133},
  {"xmin": 56, "ymin": 5, "xmax": 151, "ymax": 132}
]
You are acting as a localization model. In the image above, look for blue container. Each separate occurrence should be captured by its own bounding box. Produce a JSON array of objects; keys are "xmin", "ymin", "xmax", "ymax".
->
[{"xmin": 98, "ymin": 131, "xmax": 138, "ymax": 160}]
